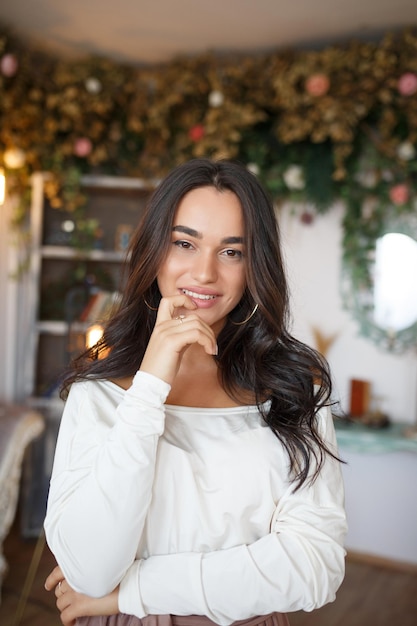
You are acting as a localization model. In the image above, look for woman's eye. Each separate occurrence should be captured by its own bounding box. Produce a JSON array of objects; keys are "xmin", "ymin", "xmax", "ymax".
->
[
  {"xmin": 173, "ymin": 240, "xmax": 193, "ymax": 250},
  {"xmin": 222, "ymin": 249, "xmax": 243, "ymax": 259}
]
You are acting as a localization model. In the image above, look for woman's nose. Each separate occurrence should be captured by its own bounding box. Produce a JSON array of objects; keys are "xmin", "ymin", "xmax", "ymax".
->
[{"xmin": 191, "ymin": 252, "xmax": 217, "ymax": 283}]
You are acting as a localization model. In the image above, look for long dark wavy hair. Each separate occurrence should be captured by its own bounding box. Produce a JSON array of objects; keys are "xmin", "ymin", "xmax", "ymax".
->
[{"xmin": 61, "ymin": 158, "xmax": 338, "ymax": 489}]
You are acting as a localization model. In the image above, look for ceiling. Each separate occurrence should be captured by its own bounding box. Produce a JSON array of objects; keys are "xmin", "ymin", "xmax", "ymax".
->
[{"xmin": 1, "ymin": 0, "xmax": 417, "ymax": 65}]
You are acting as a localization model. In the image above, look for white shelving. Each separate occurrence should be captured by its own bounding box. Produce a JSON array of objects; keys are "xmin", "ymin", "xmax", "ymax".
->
[
  {"xmin": 25, "ymin": 172, "xmax": 154, "ymax": 400},
  {"xmin": 41, "ymin": 245, "xmax": 126, "ymax": 262},
  {"xmin": 36, "ymin": 320, "xmax": 88, "ymax": 335}
]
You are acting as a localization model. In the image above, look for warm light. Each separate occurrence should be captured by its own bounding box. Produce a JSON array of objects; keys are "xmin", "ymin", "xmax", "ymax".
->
[
  {"xmin": 85, "ymin": 324, "xmax": 104, "ymax": 349},
  {"xmin": 0, "ymin": 168, "xmax": 5, "ymax": 205}
]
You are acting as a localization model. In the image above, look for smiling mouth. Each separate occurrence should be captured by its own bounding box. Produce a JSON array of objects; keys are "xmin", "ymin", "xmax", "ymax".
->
[{"xmin": 182, "ymin": 288, "xmax": 217, "ymax": 301}]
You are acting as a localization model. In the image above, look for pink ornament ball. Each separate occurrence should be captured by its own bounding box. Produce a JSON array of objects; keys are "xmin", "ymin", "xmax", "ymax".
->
[
  {"xmin": 397, "ymin": 73, "xmax": 417, "ymax": 97},
  {"xmin": 389, "ymin": 183, "xmax": 409, "ymax": 206},
  {"xmin": 73, "ymin": 137, "xmax": 93, "ymax": 158},
  {"xmin": 1, "ymin": 53, "xmax": 19, "ymax": 77},
  {"xmin": 305, "ymin": 73, "xmax": 330, "ymax": 97}
]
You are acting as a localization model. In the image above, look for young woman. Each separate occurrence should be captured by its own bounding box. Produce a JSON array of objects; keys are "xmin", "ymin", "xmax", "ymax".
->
[{"xmin": 44, "ymin": 158, "xmax": 347, "ymax": 626}]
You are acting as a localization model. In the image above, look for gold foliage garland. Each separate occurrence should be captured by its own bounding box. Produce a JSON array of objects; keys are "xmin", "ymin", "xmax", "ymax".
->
[{"xmin": 1, "ymin": 25, "xmax": 417, "ymax": 288}]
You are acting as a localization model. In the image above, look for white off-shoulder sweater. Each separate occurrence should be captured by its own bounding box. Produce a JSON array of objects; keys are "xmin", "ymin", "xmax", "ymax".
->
[{"xmin": 44, "ymin": 371, "xmax": 347, "ymax": 625}]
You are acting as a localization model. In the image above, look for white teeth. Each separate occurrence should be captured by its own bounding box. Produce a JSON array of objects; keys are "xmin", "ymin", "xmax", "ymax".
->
[{"xmin": 182, "ymin": 289, "xmax": 216, "ymax": 300}]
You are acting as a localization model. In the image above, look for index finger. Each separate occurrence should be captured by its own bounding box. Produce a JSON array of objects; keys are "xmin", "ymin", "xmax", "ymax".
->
[
  {"xmin": 45, "ymin": 564, "xmax": 64, "ymax": 590},
  {"xmin": 156, "ymin": 294, "xmax": 197, "ymax": 322}
]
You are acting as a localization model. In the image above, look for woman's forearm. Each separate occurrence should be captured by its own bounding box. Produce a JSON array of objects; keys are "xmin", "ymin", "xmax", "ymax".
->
[{"xmin": 45, "ymin": 372, "xmax": 170, "ymax": 596}]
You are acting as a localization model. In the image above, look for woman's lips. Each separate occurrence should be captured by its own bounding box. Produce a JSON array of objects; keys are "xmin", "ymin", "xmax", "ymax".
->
[{"xmin": 181, "ymin": 288, "xmax": 219, "ymax": 308}]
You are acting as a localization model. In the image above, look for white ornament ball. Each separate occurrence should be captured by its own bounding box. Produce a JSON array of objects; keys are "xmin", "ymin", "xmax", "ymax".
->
[
  {"xmin": 62, "ymin": 220, "xmax": 75, "ymax": 233},
  {"xmin": 283, "ymin": 164, "xmax": 305, "ymax": 190},
  {"xmin": 247, "ymin": 163, "xmax": 260, "ymax": 176},
  {"xmin": 355, "ymin": 168, "xmax": 378, "ymax": 189},
  {"xmin": 397, "ymin": 141, "xmax": 416, "ymax": 161},
  {"xmin": 85, "ymin": 76, "xmax": 102, "ymax": 94},
  {"xmin": 208, "ymin": 90, "xmax": 224, "ymax": 107}
]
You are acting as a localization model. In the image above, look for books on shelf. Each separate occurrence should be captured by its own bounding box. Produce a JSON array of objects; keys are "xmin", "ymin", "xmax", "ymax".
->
[{"xmin": 79, "ymin": 290, "xmax": 121, "ymax": 324}]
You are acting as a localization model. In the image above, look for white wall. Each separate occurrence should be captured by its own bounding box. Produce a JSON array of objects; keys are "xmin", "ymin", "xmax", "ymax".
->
[
  {"xmin": 341, "ymin": 449, "xmax": 417, "ymax": 565},
  {"xmin": 278, "ymin": 202, "xmax": 417, "ymax": 425}
]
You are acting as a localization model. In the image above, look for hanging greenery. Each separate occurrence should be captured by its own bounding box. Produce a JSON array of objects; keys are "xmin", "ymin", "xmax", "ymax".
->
[{"xmin": 1, "ymin": 24, "xmax": 417, "ymax": 284}]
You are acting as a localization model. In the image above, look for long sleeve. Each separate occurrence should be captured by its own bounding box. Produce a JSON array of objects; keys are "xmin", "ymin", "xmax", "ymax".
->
[
  {"xmin": 44, "ymin": 371, "xmax": 170, "ymax": 597},
  {"xmin": 118, "ymin": 406, "xmax": 347, "ymax": 624}
]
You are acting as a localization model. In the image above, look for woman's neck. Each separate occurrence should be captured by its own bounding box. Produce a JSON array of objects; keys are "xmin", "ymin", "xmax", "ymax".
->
[
  {"xmin": 110, "ymin": 345, "xmax": 256, "ymax": 408},
  {"xmin": 167, "ymin": 345, "xmax": 255, "ymax": 408}
]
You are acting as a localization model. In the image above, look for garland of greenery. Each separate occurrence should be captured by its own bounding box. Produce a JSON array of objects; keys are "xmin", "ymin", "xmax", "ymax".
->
[{"xmin": 1, "ymin": 25, "xmax": 417, "ymax": 295}]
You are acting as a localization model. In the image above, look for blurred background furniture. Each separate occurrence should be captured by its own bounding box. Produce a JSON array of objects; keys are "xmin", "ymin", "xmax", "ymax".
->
[{"xmin": 0, "ymin": 403, "xmax": 44, "ymax": 600}]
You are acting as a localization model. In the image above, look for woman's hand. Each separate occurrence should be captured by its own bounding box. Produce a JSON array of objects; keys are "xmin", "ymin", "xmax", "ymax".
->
[
  {"xmin": 45, "ymin": 566, "xmax": 119, "ymax": 626},
  {"xmin": 140, "ymin": 294, "xmax": 218, "ymax": 385}
]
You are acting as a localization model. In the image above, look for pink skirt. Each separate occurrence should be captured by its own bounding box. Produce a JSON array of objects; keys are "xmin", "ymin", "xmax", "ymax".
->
[{"xmin": 76, "ymin": 612, "xmax": 290, "ymax": 626}]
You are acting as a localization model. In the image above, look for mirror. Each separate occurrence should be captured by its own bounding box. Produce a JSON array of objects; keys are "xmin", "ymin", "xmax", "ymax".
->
[
  {"xmin": 342, "ymin": 212, "xmax": 417, "ymax": 353},
  {"xmin": 373, "ymin": 233, "xmax": 417, "ymax": 333}
]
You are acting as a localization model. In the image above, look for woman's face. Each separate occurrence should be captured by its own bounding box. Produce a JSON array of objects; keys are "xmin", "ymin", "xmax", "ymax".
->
[{"xmin": 157, "ymin": 186, "xmax": 247, "ymax": 333}]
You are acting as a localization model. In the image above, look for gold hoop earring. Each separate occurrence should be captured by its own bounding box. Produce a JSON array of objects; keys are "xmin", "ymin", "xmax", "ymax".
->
[
  {"xmin": 143, "ymin": 297, "xmax": 158, "ymax": 311},
  {"xmin": 230, "ymin": 303, "xmax": 259, "ymax": 326}
]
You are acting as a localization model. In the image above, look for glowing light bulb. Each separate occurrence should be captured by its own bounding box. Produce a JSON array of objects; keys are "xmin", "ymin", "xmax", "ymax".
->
[{"xmin": 86, "ymin": 324, "xmax": 104, "ymax": 349}]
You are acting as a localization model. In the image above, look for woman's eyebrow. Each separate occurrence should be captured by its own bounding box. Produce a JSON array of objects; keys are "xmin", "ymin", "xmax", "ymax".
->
[
  {"xmin": 221, "ymin": 236, "xmax": 244, "ymax": 245},
  {"xmin": 172, "ymin": 225, "xmax": 201, "ymax": 238},
  {"xmin": 172, "ymin": 225, "xmax": 244, "ymax": 245}
]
